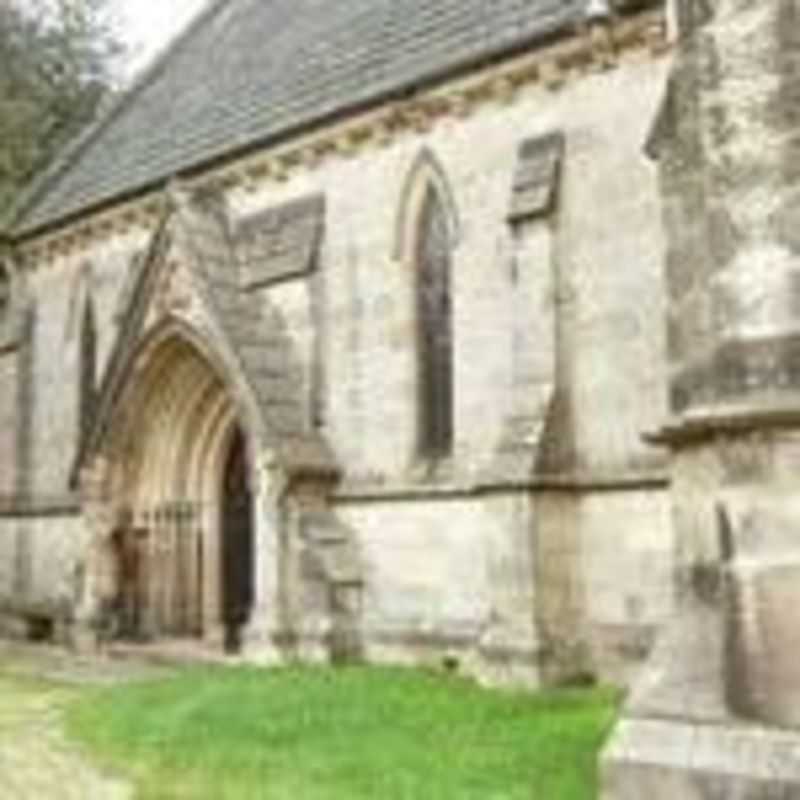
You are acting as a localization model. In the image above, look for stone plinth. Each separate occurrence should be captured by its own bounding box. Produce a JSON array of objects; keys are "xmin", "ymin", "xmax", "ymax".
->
[
  {"xmin": 603, "ymin": 432, "xmax": 800, "ymax": 798},
  {"xmin": 603, "ymin": 718, "xmax": 800, "ymax": 800}
]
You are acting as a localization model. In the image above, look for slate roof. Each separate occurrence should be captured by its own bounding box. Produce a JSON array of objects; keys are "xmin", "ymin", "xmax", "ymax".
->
[{"xmin": 11, "ymin": 0, "xmax": 592, "ymax": 238}]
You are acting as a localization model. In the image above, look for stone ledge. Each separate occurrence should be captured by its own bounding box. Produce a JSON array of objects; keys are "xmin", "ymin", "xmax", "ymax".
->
[
  {"xmin": 334, "ymin": 470, "xmax": 669, "ymax": 503},
  {"xmin": 0, "ymin": 494, "xmax": 81, "ymax": 518},
  {"xmin": 602, "ymin": 717, "xmax": 800, "ymax": 800},
  {"xmin": 648, "ymin": 400, "xmax": 800, "ymax": 446}
]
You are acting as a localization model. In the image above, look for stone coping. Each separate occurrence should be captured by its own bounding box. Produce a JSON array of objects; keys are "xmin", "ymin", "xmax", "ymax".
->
[{"xmin": 647, "ymin": 400, "xmax": 800, "ymax": 445}]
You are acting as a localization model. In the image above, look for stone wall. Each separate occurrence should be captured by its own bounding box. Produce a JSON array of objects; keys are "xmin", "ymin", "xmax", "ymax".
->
[
  {"xmin": 578, "ymin": 488, "xmax": 674, "ymax": 684},
  {"xmin": 556, "ymin": 59, "xmax": 671, "ymax": 478},
  {"xmin": 28, "ymin": 268, "xmax": 76, "ymax": 496},
  {"xmin": 226, "ymin": 52, "xmax": 673, "ymax": 488},
  {"xmin": 335, "ymin": 491, "xmax": 539, "ymax": 684},
  {"xmin": 0, "ymin": 44, "xmax": 675, "ymax": 684}
]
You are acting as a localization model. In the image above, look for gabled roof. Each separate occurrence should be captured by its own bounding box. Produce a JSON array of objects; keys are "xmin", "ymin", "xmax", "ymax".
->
[{"xmin": 10, "ymin": 0, "xmax": 590, "ymax": 238}]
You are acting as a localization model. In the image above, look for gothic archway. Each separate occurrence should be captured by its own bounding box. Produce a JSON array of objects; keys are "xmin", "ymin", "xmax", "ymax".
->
[
  {"xmin": 94, "ymin": 325, "xmax": 256, "ymax": 644},
  {"xmin": 396, "ymin": 149, "xmax": 458, "ymax": 460}
]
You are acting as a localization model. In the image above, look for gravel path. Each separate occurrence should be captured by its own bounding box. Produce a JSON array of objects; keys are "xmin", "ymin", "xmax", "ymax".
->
[
  {"xmin": 0, "ymin": 677, "xmax": 130, "ymax": 799},
  {"xmin": 0, "ymin": 642, "xmax": 172, "ymax": 800}
]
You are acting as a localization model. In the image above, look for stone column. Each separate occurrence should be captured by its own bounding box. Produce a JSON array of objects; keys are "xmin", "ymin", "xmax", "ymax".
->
[
  {"xmin": 201, "ymin": 499, "xmax": 224, "ymax": 648},
  {"xmin": 603, "ymin": 2, "xmax": 800, "ymax": 796},
  {"xmin": 239, "ymin": 450, "xmax": 285, "ymax": 664},
  {"xmin": 73, "ymin": 456, "xmax": 115, "ymax": 652},
  {"xmin": 478, "ymin": 493, "xmax": 541, "ymax": 689}
]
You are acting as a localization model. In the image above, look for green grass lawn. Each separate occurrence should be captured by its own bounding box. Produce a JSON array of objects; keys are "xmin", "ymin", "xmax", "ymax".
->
[{"xmin": 66, "ymin": 666, "xmax": 618, "ymax": 800}]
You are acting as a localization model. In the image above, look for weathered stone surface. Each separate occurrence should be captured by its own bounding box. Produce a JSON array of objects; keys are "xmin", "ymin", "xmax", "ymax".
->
[
  {"xmin": 659, "ymin": 1, "xmax": 800, "ymax": 420},
  {"xmin": 605, "ymin": 1, "xmax": 800, "ymax": 796},
  {"xmin": 236, "ymin": 194, "xmax": 324, "ymax": 290},
  {"xmin": 719, "ymin": 492, "xmax": 800, "ymax": 729},
  {"xmin": 508, "ymin": 132, "xmax": 564, "ymax": 224},
  {"xmin": 603, "ymin": 718, "xmax": 800, "ymax": 800}
]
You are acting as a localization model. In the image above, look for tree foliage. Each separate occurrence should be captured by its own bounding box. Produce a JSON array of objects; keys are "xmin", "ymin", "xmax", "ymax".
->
[{"xmin": 0, "ymin": 0, "xmax": 123, "ymax": 217}]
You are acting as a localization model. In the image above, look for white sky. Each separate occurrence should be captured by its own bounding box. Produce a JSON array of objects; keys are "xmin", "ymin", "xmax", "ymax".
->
[{"xmin": 111, "ymin": 0, "xmax": 209, "ymax": 79}]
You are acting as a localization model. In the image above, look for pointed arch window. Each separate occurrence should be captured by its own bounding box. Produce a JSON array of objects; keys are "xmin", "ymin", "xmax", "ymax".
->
[
  {"xmin": 416, "ymin": 185, "xmax": 453, "ymax": 459},
  {"xmin": 79, "ymin": 296, "xmax": 98, "ymax": 449}
]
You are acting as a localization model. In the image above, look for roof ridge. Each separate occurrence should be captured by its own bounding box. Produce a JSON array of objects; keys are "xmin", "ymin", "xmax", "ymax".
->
[{"xmin": 3, "ymin": 0, "xmax": 231, "ymax": 237}]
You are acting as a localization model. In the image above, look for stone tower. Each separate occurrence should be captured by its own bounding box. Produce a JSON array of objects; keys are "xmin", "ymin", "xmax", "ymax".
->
[{"xmin": 604, "ymin": 1, "xmax": 800, "ymax": 796}]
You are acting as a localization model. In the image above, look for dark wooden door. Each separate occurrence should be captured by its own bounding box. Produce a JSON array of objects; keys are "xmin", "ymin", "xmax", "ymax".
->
[{"xmin": 221, "ymin": 428, "xmax": 254, "ymax": 653}]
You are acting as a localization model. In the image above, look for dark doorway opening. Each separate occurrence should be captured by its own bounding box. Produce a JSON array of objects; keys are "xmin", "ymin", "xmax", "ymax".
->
[{"xmin": 220, "ymin": 427, "xmax": 254, "ymax": 653}]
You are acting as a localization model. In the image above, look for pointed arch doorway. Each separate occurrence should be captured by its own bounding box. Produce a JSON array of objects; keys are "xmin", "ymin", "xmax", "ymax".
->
[{"xmin": 98, "ymin": 327, "xmax": 258, "ymax": 649}]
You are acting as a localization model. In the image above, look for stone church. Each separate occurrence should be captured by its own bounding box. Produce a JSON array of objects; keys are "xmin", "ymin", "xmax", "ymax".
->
[{"xmin": 0, "ymin": 0, "xmax": 674, "ymax": 688}]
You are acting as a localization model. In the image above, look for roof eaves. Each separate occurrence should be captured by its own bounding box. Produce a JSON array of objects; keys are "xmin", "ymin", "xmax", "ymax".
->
[
  {"xmin": 13, "ymin": 5, "xmax": 582, "ymax": 243},
  {"xmin": 11, "ymin": 0, "xmax": 665, "ymax": 243},
  {"xmin": 4, "ymin": 0, "xmax": 231, "ymax": 242}
]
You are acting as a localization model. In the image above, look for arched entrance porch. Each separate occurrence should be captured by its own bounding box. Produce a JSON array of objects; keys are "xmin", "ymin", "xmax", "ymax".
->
[{"xmin": 99, "ymin": 329, "xmax": 256, "ymax": 648}]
